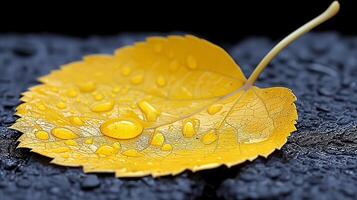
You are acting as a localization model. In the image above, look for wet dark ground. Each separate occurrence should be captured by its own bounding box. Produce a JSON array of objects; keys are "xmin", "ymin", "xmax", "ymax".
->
[{"xmin": 0, "ymin": 33, "xmax": 356, "ymax": 200}]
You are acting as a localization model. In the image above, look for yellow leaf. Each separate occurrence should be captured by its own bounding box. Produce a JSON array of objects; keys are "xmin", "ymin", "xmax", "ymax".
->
[{"xmin": 11, "ymin": 2, "xmax": 339, "ymax": 177}]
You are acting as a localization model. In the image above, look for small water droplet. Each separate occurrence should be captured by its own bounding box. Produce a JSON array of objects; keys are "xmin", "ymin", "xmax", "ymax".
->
[
  {"xmin": 112, "ymin": 86, "xmax": 121, "ymax": 93},
  {"xmin": 156, "ymin": 76, "xmax": 166, "ymax": 87},
  {"xmin": 84, "ymin": 138, "xmax": 93, "ymax": 144},
  {"xmin": 91, "ymin": 100, "xmax": 114, "ymax": 112},
  {"xmin": 182, "ymin": 120, "xmax": 196, "ymax": 138},
  {"xmin": 187, "ymin": 55, "xmax": 197, "ymax": 69},
  {"xmin": 201, "ymin": 130, "xmax": 218, "ymax": 145},
  {"xmin": 78, "ymin": 81, "xmax": 96, "ymax": 92},
  {"xmin": 96, "ymin": 145, "xmax": 116, "ymax": 156},
  {"xmin": 122, "ymin": 149, "xmax": 142, "ymax": 157},
  {"xmin": 61, "ymin": 153, "xmax": 70, "ymax": 158},
  {"xmin": 137, "ymin": 100, "xmax": 160, "ymax": 122},
  {"xmin": 207, "ymin": 104, "xmax": 223, "ymax": 115},
  {"xmin": 35, "ymin": 130, "xmax": 49, "ymax": 140},
  {"xmin": 69, "ymin": 117, "xmax": 84, "ymax": 126},
  {"xmin": 50, "ymin": 86, "xmax": 59, "ymax": 93},
  {"xmin": 121, "ymin": 66, "xmax": 132, "ymax": 76},
  {"xmin": 64, "ymin": 139, "xmax": 78, "ymax": 146},
  {"xmin": 161, "ymin": 144, "xmax": 172, "ymax": 151},
  {"xmin": 51, "ymin": 127, "xmax": 78, "ymax": 139},
  {"xmin": 100, "ymin": 118, "xmax": 143, "ymax": 139},
  {"xmin": 93, "ymin": 93, "xmax": 104, "ymax": 101},
  {"xmin": 66, "ymin": 89, "xmax": 78, "ymax": 97},
  {"xmin": 56, "ymin": 101, "xmax": 67, "ymax": 109},
  {"xmin": 113, "ymin": 142, "xmax": 121, "ymax": 149},
  {"xmin": 37, "ymin": 104, "xmax": 46, "ymax": 111},
  {"xmin": 131, "ymin": 74, "xmax": 144, "ymax": 85},
  {"xmin": 150, "ymin": 131, "xmax": 164, "ymax": 146}
]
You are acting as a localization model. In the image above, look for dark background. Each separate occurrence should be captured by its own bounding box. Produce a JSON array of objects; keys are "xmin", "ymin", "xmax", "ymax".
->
[{"xmin": 0, "ymin": 0, "xmax": 355, "ymax": 43}]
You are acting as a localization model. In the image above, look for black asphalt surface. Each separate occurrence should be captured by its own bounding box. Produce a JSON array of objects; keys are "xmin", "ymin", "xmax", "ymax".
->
[{"xmin": 0, "ymin": 33, "xmax": 356, "ymax": 200}]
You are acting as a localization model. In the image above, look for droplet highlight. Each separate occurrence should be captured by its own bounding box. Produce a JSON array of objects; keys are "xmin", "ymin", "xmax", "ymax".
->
[
  {"xmin": 156, "ymin": 76, "xmax": 166, "ymax": 87},
  {"xmin": 182, "ymin": 121, "xmax": 196, "ymax": 138}
]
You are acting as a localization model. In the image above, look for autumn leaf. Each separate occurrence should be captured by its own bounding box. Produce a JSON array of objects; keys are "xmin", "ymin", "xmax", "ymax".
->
[{"xmin": 10, "ymin": 2, "xmax": 339, "ymax": 177}]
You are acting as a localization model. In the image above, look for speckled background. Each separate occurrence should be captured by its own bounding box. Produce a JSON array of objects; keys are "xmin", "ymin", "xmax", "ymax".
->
[{"xmin": 0, "ymin": 33, "xmax": 356, "ymax": 200}]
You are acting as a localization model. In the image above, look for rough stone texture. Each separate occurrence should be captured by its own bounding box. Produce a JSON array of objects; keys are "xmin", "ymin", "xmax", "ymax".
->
[{"xmin": 0, "ymin": 32, "xmax": 356, "ymax": 200}]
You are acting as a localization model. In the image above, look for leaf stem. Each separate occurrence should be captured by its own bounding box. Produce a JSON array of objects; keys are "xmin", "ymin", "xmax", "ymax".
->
[{"xmin": 246, "ymin": 1, "xmax": 340, "ymax": 86}]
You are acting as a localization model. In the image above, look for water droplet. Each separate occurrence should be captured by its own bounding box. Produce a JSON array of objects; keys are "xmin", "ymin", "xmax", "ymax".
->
[
  {"xmin": 150, "ymin": 131, "xmax": 164, "ymax": 146},
  {"xmin": 93, "ymin": 93, "xmax": 104, "ymax": 101},
  {"xmin": 56, "ymin": 101, "xmax": 67, "ymax": 109},
  {"xmin": 50, "ymin": 86, "xmax": 59, "ymax": 93},
  {"xmin": 84, "ymin": 138, "xmax": 93, "ymax": 144},
  {"xmin": 64, "ymin": 139, "xmax": 78, "ymax": 146},
  {"xmin": 121, "ymin": 149, "xmax": 142, "ymax": 157},
  {"xmin": 112, "ymin": 142, "xmax": 121, "ymax": 149},
  {"xmin": 137, "ymin": 100, "xmax": 160, "ymax": 122},
  {"xmin": 121, "ymin": 66, "xmax": 132, "ymax": 76},
  {"xmin": 201, "ymin": 130, "xmax": 218, "ymax": 145},
  {"xmin": 207, "ymin": 104, "xmax": 223, "ymax": 115},
  {"xmin": 61, "ymin": 153, "xmax": 70, "ymax": 158},
  {"xmin": 100, "ymin": 118, "xmax": 143, "ymax": 139},
  {"xmin": 51, "ymin": 127, "xmax": 78, "ymax": 139},
  {"xmin": 156, "ymin": 76, "xmax": 166, "ymax": 87},
  {"xmin": 66, "ymin": 89, "xmax": 78, "ymax": 97},
  {"xmin": 69, "ymin": 117, "xmax": 84, "ymax": 126},
  {"xmin": 96, "ymin": 145, "xmax": 116, "ymax": 156},
  {"xmin": 169, "ymin": 60, "xmax": 180, "ymax": 71},
  {"xmin": 37, "ymin": 104, "xmax": 46, "ymax": 111},
  {"xmin": 91, "ymin": 100, "xmax": 114, "ymax": 112},
  {"xmin": 182, "ymin": 121, "xmax": 196, "ymax": 138},
  {"xmin": 131, "ymin": 74, "xmax": 144, "ymax": 85},
  {"xmin": 78, "ymin": 81, "xmax": 96, "ymax": 92},
  {"xmin": 187, "ymin": 55, "xmax": 197, "ymax": 69},
  {"xmin": 112, "ymin": 86, "xmax": 121, "ymax": 93},
  {"xmin": 35, "ymin": 130, "xmax": 49, "ymax": 140},
  {"xmin": 161, "ymin": 144, "xmax": 172, "ymax": 151}
]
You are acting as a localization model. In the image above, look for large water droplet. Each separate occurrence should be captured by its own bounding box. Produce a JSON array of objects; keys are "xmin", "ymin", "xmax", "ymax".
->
[
  {"xmin": 207, "ymin": 104, "xmax": 223, "ymax": 115},
  {"xmin": 137, "ymin": 100, "xmax": 160, "ymax": 122},
  {"xmin": 96, "ymin": 145, "xmax": 116, "ymax": 156},
  {"xmin": 100, "ymin": 118, "xmax": 143, "ymax": 139},
  {"xmin": 91, "ymin": 100, "xmax": 114, "ymax": 112},
  {"xmin": 51, "ymin": 127, "xmax": 78, "ymax": 139},
  {"xmin": 78, "ymin": 81, "xmax": 96, "ymax": 92},
  {"xmin": 150, "ymin": 131, "xmax": 164, "ymax": 146},
  {"xmin": 201, "ymin": 130, "xmax": 218, "ymax": 145},
  {"xmin": 35, "ymin": 130, "xmax": 49, "ymax": 140}
]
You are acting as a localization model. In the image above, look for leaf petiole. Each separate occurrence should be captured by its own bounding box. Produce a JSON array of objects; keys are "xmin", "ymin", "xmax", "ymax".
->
[{"xmin": 246, "ymin": 1, "xmax": 340, "ymax": 86}]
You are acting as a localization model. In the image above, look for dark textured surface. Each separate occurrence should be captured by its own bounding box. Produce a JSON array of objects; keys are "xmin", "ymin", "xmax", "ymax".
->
[{"xmin": 0, "ymin": 33, "xmax": 356, "ymax": 200}]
